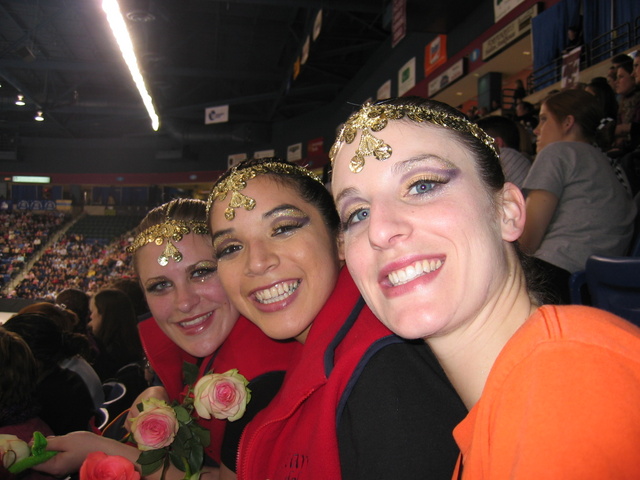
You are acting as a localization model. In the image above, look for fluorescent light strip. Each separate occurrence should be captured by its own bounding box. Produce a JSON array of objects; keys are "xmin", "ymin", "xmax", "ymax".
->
[{"xmin": 102, "ymin": 0, "xmax": 160, "ymax": 131}]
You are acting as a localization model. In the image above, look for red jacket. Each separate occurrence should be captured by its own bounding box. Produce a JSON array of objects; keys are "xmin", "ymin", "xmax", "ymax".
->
[
  {"xmin": 237, "ymin": 268, "xmax": 401, "ymax": 479},
  {"xmin": 139, "ymin": 314, "xmax": 298, "ymax": 465}
]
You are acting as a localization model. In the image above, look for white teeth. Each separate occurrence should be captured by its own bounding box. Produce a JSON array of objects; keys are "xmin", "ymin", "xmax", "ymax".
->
[
  {"xmin": 180, "ymin": 312, "xmax": 211, "ymax": 327},
  {"xmin": 254, "ymin": 280, "xmax": 300, "ymax": 304},
  {"xmin": 388, "ymin": 259, "xmax": 442, "ymax": 286}
]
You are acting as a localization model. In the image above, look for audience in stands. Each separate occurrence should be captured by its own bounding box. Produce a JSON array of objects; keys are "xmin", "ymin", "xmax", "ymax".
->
[
  {"xmin": 0, "ymin": 211, "xmax": 66, "ymax": 291},
  {"xmin": 476, "ymin": 115, "xmax": 531, "ymax": 188},
  {"xmin": 8, "ymin": 233, "xmax": 134, "ymax": 300},
  {"xmin": 520, "ymin": 89, "xmax": 636, "ymax": 303}
]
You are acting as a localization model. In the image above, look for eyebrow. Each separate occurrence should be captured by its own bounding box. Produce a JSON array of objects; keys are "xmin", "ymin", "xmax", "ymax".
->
[
  {"xmin": 211, "ymin": 204, "xmax": 306, "ymax": 244},
  {"xmin": 335, "ymin": 154, "xmax": 455, "ymax": 205},
  {"xmin": 263, "ymin": 204, "xmax": 306, "ymax": 219}
]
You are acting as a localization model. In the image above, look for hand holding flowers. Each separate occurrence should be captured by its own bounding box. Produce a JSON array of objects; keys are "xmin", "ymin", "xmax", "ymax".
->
[{"xmin": 128, "ymin": 365, "xmax": 251, "ymax": 480}]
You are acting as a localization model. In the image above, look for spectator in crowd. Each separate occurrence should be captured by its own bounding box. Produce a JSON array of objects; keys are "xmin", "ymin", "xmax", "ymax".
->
[
  {"xmin": 3, "ymin": 313, "xmax": 94, "ymax": 435},
  {"xmin": 607, "ymin": 53, "xmax": 634, "ymax": 94},
  {"xmin": 17, "ymin": 302, "xmax": 103, "ymax": 411},
  {"xmin": 613, "ymin": 60, "xmax": 640, "ymax": 153},
  {"xmin": 56, "ymin": 288, "xmax": 91, "ymax": 330},
  {"xmin": 585, "ymin": 76, "xmax": 619, "ymax": 151},
  {"xmin": 88, "ymin": 288, "xmax": 145, "ymax": 383},
  {"xmin": 0, "ymin": 327, "xmax": 56, "ymax": 480},
  {"xmin": 476, "ymin": 115, "xmax": 531, "ymax": 188},
  {"xmin": 520, "ymin": 89, "xmax": 636, "ymax": 303}
]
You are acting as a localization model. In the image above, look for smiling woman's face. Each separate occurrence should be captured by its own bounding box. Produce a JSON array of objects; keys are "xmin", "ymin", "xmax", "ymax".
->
[
  {"xmin": 331, "ymin": 121, "xmax": 517, "ymax": 340},
  {"xmin": 209, "ymin": 175, "xmax": 341, "ymax": 343},
  {"xmin": 136, "ymin": 232, "xmax": 239, "ymax": 357}
]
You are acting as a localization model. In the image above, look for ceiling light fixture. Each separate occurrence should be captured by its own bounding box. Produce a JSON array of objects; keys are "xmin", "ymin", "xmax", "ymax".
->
[
  {"xmin": 15, "ymin": 94, "xmax": 25, "ymax": 106},
  {"xmin": 34, "ymin": 111, "xmax": 44, "ymax": 121},
  {"xmin": 102, "ymin": 0, "xmax": 160, "ymax": 131}
]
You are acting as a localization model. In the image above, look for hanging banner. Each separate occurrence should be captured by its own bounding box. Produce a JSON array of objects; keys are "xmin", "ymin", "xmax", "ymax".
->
[
  {"xmin": 287, "ymin": 143, "xmax": 302, "ymax": 162},
  {"xmin": 205, "ymin": 105, "xmax": 229, "ymax": 124},
  {"xmin": 307, "ymin": 137, "xmax": 324, "ymax": 157},
  {"xmin": 428, "ymin": 58, "xmax": 465, "ymax": 97},
  {"xmin": 377, "ymin": 79, "xmax": 392, "ymax": 100},
  {"xmin": 424, "ymin": 35, "xmax": 447, "ymax": 76},
  {"xmin": 391, "ymin": 0, "xmax": 406, "ymax": 48},
  {"xmin": 254, "ymin": 149, "xmax": 275, "ymax": 159},
  {"xmin": 493, "ymin": 0, "xmax": 525, "ymax": 23},
  {"xmin": 228, "ymin": 153, "xmax": 247, "ymax": 168},
  {"xmin": 398, "ymin": 57, "xmax": 416, "ymax": 96},
  {"xmin": 561, "ymin": 47, "xmax": 581, "ymax": 89}
]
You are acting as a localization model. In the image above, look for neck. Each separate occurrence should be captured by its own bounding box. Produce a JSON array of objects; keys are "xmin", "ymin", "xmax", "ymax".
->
[{"xmin": 426, "ymin": 257, "xmax": 536, "ymax": 409}]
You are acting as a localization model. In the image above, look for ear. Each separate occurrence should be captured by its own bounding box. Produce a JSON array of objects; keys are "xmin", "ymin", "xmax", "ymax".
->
[
  {"xmin": 499, "ymin": 182, "xmax": 526, "ymax": 242},
  {"xmin": 494, "ymin": 137, "xmax": 507, "ymax": 150},
  {"xmin": 562, "ymin": 114, "xmax": 576, "ymax": 134}
]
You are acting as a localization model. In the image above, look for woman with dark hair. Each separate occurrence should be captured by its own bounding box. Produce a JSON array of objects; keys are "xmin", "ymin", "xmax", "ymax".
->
[
  {"xmin": 3, "ymin": 314, "xmax": 94, "ymax": 435},
  {"xmin": 520, "ymin": 89, "xmax": 636, "ymax": 302},
  {"xmin": 330, "ymin": 96, "xmax": 640, "ymax": 478},
  {"xmin": 208, "ymin": 158, "xmax": 466, "ymax": 479},
  {"xmin": 89, "ymin": 288, "xmax": 144, "ymax": 382}
]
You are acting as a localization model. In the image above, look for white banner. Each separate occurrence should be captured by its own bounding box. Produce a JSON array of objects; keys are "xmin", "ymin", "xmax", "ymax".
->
[
  {"xmin": 287, "ymin": 143, "xmax": 302, "ymax": 162},
  {"xmin": 205, "ymin": 105, "xmax": 229, "ymax": 124},
  {"xmin": 398, "ymin": 57, "xmax": 416, "ymax": 96}
]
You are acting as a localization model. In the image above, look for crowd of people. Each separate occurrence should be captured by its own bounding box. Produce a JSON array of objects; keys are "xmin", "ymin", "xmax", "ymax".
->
[
  {"xmin": 2, "ymin": 232, "xmax": 135, "ymax": 300},
  {"xmin": 0, "ymin": 211, "xmax": 67, "ymax": 291},
  {"xmin": 1, "ymin": 51, "xmax": 639, "ymax": 480}
]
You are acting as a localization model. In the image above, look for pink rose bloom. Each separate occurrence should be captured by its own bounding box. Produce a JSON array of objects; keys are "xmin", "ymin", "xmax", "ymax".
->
[
  {"xmin": 80, "ymin": 452, "xmax": 140, "ymax": 480},
  {"xmin": 129, "ymin": 398, "xmax": 178, "ymax": 451},
  {"xmin": 0, "ymin": 434, "xmax": 30, "ymax": 469},
  {"xmin": 193, "ymin": 369, "xmax": 251, "ymax": 421}
]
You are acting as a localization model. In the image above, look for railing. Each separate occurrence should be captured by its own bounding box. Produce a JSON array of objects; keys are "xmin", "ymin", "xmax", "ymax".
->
[{"xmin": 529, "ymin": 18, "xmax": 639, "ymax": 94}]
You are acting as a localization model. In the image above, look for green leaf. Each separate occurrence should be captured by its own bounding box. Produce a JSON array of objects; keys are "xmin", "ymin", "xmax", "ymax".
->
[
  {"xmin": 187, "ymin": 444, "xmax": 204, "ymax": 475},
  {"xmin": 183, "ymin": 362, "xmax": 199, "ymax": 386},
  {"xmin": 137, "ymin": 449, "xmax": 168, "ymax": 465},
  {"xmin": 192, "ymin": 424, "xmax": 211, "ymax": 447},
  {"xmin": 169, "ymin": 452, "xmax": 187, "ymax": 472},
  {"xmin": 174, "ymin": 405, "xmax": 191, "ymax": 424},
  {"xmin": 140, "ymin": 459, "xmax": 165, "ymax": 476}
]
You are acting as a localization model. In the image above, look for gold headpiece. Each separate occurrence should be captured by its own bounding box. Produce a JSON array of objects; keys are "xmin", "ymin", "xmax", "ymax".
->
[
  {"xmin": 329, "ymin": 102, "xmax": 499, "ymax": 173},
  {"xmin": 126, "ymin": 218, "xmax": 209, "ymax": 266},
  {"xmin": 206, "ymin": 161, "xmax": 322, "ymax": 221}
]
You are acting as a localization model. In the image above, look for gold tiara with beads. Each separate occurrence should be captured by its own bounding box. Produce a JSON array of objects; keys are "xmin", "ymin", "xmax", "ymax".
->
[
  {"xmin": 126, "ymin": 218, "xmax": 209, "ymax": 266},
  {"xmin": 206, "ymin": 161, "xmax": 322, "ymax": 221},
  {"xmin": 329, "ymin": 102, "xmax": 499, "ymax": 173}
]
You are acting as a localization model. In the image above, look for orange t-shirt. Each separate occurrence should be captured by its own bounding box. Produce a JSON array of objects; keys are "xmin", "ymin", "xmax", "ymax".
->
[{"xmin": 453, "ymin": 305, "xmax": 640, "ymax": 479}]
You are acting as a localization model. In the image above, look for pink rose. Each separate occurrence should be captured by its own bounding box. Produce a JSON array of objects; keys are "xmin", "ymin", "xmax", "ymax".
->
[
  {"xmin": 80, "ymin": 452, "xmax": 140, "ymax": 480},
  {"xmin": 129, "ymin": 398, "xmax": 178, "ymax": 451},
  {"xmin": 0, "ymin": 435, "xmax": 30, "ymax": 470},
  {"xmin": 193, "ymin": 369, "xmax": 251, "ymax": 421}
]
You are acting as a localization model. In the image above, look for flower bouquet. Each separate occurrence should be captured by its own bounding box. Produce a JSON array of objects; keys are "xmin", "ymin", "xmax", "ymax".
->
[{"xmin": 129, "ymin": 363, "xmax": 251, "ymax": 480}]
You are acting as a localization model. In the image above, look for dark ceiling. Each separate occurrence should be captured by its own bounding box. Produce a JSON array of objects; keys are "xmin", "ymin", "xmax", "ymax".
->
[{"xmin": 0, "ymin": 0, "xmax": 479, "ymax": 148}]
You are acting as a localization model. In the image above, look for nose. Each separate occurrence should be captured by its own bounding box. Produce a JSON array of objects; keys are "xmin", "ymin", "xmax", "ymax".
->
[
  {"xmin": 366, "ymin": 201, "xmax": 410, "ymax": 250},
  {"xmin": 176, "ymin": 283, "xmax": 200, "ymax": 313},
  {"xmin": 244, "ymin": 240, "xmax": 279, "ymax": 276}
]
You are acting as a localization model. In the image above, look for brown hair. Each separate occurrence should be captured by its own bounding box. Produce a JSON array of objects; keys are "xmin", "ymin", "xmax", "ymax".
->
[
  {"xmin": 542, "ymin": 89, "xmax": 604, "ymax": 142},
  {"xmin": 0, "ymin": 327, "xmax": 38, "ymax": 408}
]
